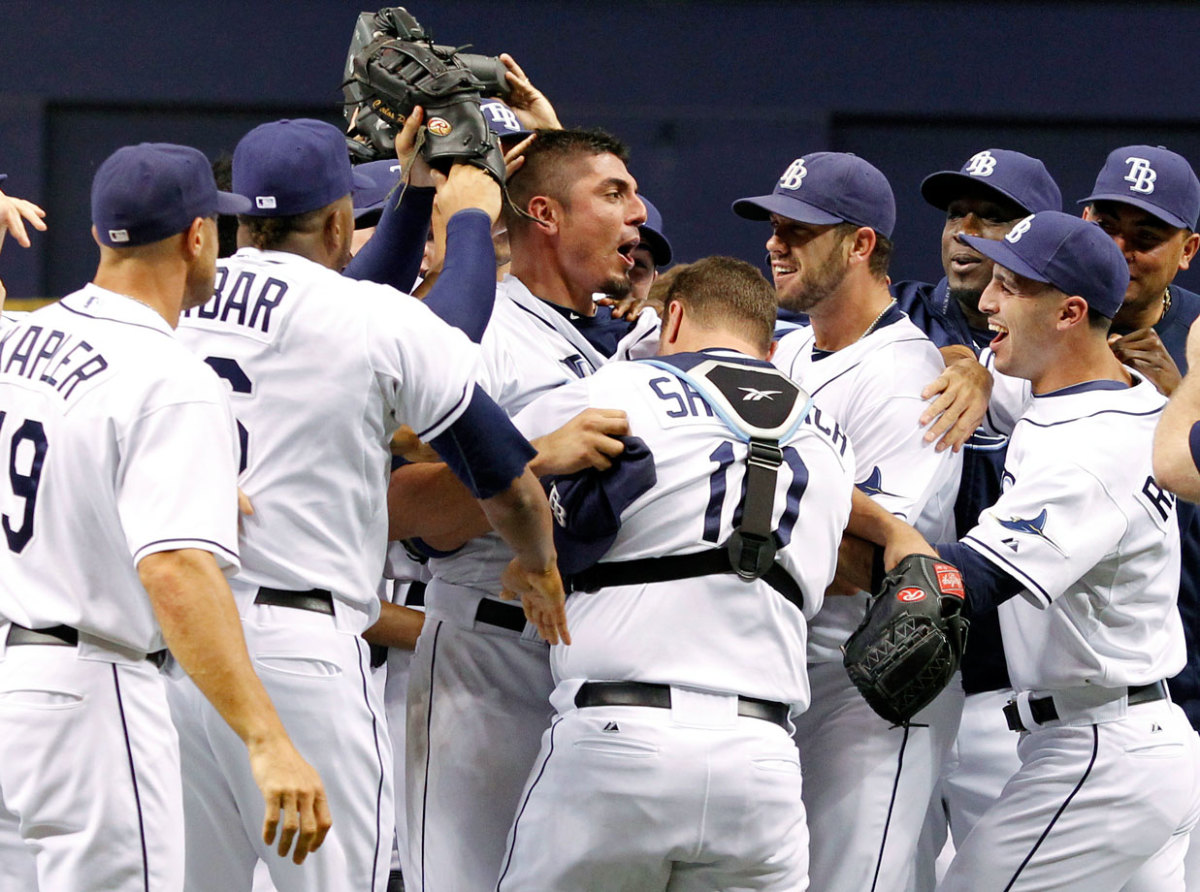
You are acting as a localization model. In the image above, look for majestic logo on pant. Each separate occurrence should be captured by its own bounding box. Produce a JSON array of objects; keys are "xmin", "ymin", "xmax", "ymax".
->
[
  {"xmin": 964, "ymin": 150, "xmax": 997, "ymax": 177},
  {"xmin": 778, "ymin": 159, "xmax": 808, "ymax": 191},
  {"xmin": 1124, "ymin": 157, "xmax": 1157, "ymax": 194},
  {"xmin": 1005, "ymin": 216, "xmax": 1035, "ymax": 243}
]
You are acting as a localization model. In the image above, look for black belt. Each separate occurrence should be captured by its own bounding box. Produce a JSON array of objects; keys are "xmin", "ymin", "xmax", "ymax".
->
[
  {"xmin": 575, "ymin": 680, "xmax": 790, "ymax": 731},
  {"xmin": 474, "ymin": 598, "xmax": 527, "ymax": 632},
  {"xmin": 566, "ymin": 550, "xmax": 804, "ymax": 611},
  {"xmin": 6, "ymin": 623, "xmax": 169, "ymax": 668},
  {"xmin": 1003, "ymin": 681, "xmax": 1169, "ymax": 732},
  {"xmin": 254, "ymin": 587, "xmax": 335, "ymax": 616}
]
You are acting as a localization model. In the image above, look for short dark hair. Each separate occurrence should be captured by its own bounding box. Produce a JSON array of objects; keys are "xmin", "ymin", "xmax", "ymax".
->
[
  {"xmin": 665, "ymin": 256, "xmax": 776, "ymax": 354},
  {"xmin": 1087, "ymin": 306, "xmax": 1113, "ymax": 332},
  {"xmin": 237, "ymin": 208, "xmax": 326, "ymax": 251},
  {"xmin": 504, "ymin": 128, "xmax": 631, "ymax": 227},
  {"xmin": 832, "ymin": 221, "xmax": 893, "ymax": 281}
]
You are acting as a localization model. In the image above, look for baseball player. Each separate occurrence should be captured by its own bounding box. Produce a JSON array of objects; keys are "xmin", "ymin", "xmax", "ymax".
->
[
  {"xmin": 166, "ymin": 118, "xmax": 564, "ymax": 892},
  {"xmin": 0, "ymin": 143, "xmax": 329, "ymax": 892},
  {"xmin": 0, "ymin": 176, "xmax": 46, "ymax": 332},
  {"xmin": 893, "ymin": 148, "xmax": 1063, "ymax": 887},
  {"xmin": 388, "ymin": 127, "xmax": 655, "ymax": 892},
  {"xmin": 1157, "ymin": 316, "xmax": 1200, "ymax": 498},
  {"xmin": 732, "ymin": 151, "xmax": 963, "ymax": 892},
  {"xmin": 495, "ymin": 255, "xmax": 855, "ymax": 890},
  {"xmin": 854, "ymin": 210, "xmax": 1200, "ymax": 890}
]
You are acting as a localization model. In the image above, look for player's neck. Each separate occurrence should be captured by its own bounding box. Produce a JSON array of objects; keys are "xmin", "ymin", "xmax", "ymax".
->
[
  {"xmin": 92, "ymin": 262, "xmax": 185, "ymax": 328},
  {"xmin": 808, "ymin": 281, "xmax": 894, "ymax": 352},
  {"xmin": 1112, "ymin": 286, "xmax": 1169, "ymax": 332},
  {"xmin": 509, "ymin": 257, "xmax": 597, "ymax": 316},
  {"xmin": 1031, "ymin": 335, "xmax": 1132, "ymax": 395}
]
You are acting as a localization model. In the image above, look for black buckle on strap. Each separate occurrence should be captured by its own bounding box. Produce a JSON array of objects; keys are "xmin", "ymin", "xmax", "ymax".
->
[
  {"xmin": 574, "ymin": 681, "xmax": 789, "ymax": 730},
  {"xmin": 1003, "ymin": 681, "xmax": 1169, "ymax": 732},
  {"xmin": 254, "ymin": 587, "xmax": 335, "ymax": 616}
]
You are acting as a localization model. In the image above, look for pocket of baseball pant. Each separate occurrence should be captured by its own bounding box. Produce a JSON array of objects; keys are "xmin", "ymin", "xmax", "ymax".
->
[
  {"xmin": 255, "ymin": 655, "xmax": 342, "ymax": 678},
  {"xmin": 753, "ymin": 755, "xmax": 802, "ymax": 775},
  {"xmin": 573, "ymin": 735, "xmax": 660, "ymax": 758},
  {"xmin": 0, "ymin": 688, "xmax": 86, "ymax": 709}
]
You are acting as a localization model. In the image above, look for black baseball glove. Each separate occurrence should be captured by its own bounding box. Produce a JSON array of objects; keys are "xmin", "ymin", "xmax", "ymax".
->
[
  {"xmin": 342, "ymin": 7, "xmax": 506, "ymax": 181},
  {"xmin": 842, "ymin": 553, "xmax": 970, "ymax": 726}
]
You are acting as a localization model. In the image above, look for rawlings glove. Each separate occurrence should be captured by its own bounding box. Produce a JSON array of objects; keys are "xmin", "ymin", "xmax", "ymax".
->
[
  {"xmin": 342, "ymin": 7, "xmax": 506, "ymax": 182},
  {"xmin": 842, "ymin": 553, "xmax": 969, "ymax": 726}
]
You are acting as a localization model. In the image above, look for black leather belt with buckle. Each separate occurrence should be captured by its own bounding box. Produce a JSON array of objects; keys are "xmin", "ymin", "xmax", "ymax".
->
[
  {"xmin": 254, "ymin": 587, "xmax": 335, "ymax": 616},
  {"xmin": 575, "ymin": 680, "xmax": 790, "ymax": 731},
  {"xmin": 1003, "ymin": 681, "xmax": 1168, "ymax": 732},
  {"xmin": 6, "ymin": 623, "xmax": 169, "ymax": 668}
]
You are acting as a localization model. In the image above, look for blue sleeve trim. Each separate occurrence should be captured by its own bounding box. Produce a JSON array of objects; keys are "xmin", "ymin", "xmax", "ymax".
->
[
  {"xmin": 960, "ymin": 534, "xmax": 1052, "ymax": 607},
  {"xmin": 343, "ymin": 185, "xmax": 435, "ymax": 291},
  {"xmin": 1189, "ymin": 420, "xmax": 1200, "ymax": 474},
  {"xmin": 937, "ymin": 541, "xmax": 1024, "ymax": 616},
  {"xmin": 423, "ymin": 209, "xmax": 496, "ymax": 343},
  {"xmin": 429, "ymin": 384, "xmax": 536, "ymax": 500}
]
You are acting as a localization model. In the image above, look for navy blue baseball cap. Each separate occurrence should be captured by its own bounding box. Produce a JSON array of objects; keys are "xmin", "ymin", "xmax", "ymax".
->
[
  {"xmin": 480, "ymin": 99, "xmax": 533, "ymax": 139},
  {"xmin": 92, "ymin": 143, "xmax": 250, "ymax": 248},
  {"xmin": 732, "ymin": 152, "xmax": 896, "ymax": 238},
  {"xmin": 1079, "ymin": 145, "xmax": 1200, "ymax": 230},
  {"xmin": 233, "ymin": 119, "xmax": 372, "ymax": 217},
  {"xmin": 921, "ymin": 149, "xmax": 1062, "ymax": 215},
  {"xmin": 638, "ymin": 196, "xmax": 672, "ymax": 267},
  {"xmin": 351, "ymin": 159, "xmax": 404, "ymax": 226},
  {"xmin": 959, "ymin": 211, "xmax": 1129, "ymax": 318},
  {"xmin": 546, "ymin": 436, "xmax": 656, "ymax": 576}
]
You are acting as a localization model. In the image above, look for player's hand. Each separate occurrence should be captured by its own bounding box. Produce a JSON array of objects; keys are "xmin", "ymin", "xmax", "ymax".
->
[
  {"xmin": 1109, "ymin": 328, "xmax": 1182, "ymax": 396},
  {"xmin": 390, "ymin": 425, "xmax": 440, "ymax": 463},
  {"xmin": 882, "ymin": 523, "xmax": 937, "ymax": 574},
  {"xmin": 0, "ymin": 190, "xmax": 47, "ymax": 256},
  {"xmin": 431, "ymin": 163, "xmax": 502, "ymax": 225},
  {"xmin": 596, "ymin": 291, "xmax": 650, "ymax": 320},
  {"xmin": 503, "ymin": 133, "xmax": 535, "ymax": 181},
  {"xmin": 500, "ymin": 557, "xmax": 570, "ymax": 645},
  {"xmin": 393, "ymin": 106, "xmax": 434, "ymax": 189},
  {"xmin": 530, "ymin": 409, "xmax": 630, "ymax": 476},
  {"xmin": 247, "ymin": 737, "xmax": 333, "ymax": 865},
  {"xmin": 500, "ymin": 54, "xmax": 561, "ymax": 130},
  {"xmin": 920, "ymin": 353, "xmax": 991, "ymax": 453}
]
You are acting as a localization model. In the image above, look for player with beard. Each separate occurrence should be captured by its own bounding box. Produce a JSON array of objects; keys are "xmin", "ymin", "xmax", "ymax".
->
[
  {"xmin": 733, "ymin": 151, "xmax": 962, "ymax": 892},
  {"xmin": 388, "ymin": 128, "xmax": 658, "ymax": 892}
]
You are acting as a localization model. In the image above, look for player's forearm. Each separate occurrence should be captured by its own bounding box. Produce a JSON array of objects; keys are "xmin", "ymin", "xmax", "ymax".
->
[
  {"xmin": 1154, "ymin": 372, "xmax": 1200, "ymax": 500},
  {"xmin": 139, "ymin": 548, "xmax": 289, "ymax": 748},
  {"xmin": 846, "ymin": 489, "xmax": 936, "ymax": 571},
  {"xmin": 480, "ymin": 466, "xmax": 557, "ymax": 573},
  {"xmin": 388, "ymin": 462, "xmax": 490, "ymax": 543},
  {"xmin": 362, "ymin": 601, "xmax": 425, "ymax": 651}
]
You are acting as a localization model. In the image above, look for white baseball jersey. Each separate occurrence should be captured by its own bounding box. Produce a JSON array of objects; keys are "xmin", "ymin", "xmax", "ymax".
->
[
  {"xmin": 772, "ymin": 310, "xmax": 962, "ymax": 661},
  {"xmin": 514, "ymin": 349, "xmax": 856, "ymax": 710},
  {"xmin": 178, "ymin": 247, "xmax": 483, "ymax": 631},
  {"xmin": 0, "ymin": 309, "xmax": 29, "ymax": 336},
  {"xmin": 963, "ymin": 375, "xmax": 1185, "ymax": 691},
  {"xmin": 978, "ymin": 347, "xmax": 1034, "ymax": 437},
  {"xmin": 423, "ymin": 274, "xmax": 655, "ymax": 599},
  {"xmin": 0, "ymin": 285, "xmax": 240, "ymax": 653}
]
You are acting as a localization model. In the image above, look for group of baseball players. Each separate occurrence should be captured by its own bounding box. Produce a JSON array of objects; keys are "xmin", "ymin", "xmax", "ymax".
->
[{"xmin": 5, "ymin": 43, "xmax": 1200, "ymax": 892}]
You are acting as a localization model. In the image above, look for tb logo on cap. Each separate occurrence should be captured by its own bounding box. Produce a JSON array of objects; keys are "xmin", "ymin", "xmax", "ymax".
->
[
  {"xmin": 1124, "ymin": 157, "xmax": 1157, "ymax": 194},
  {"xmin": 778, "ymin": 158, "xmax": 808, "ymax": 191},
  {"xmin": 482, "ymin": 102, "xmax": 521, "ymax": 132},
  {"xmin": 1005, "ymin": 215, "xmax": 1035, "ymax": 243},
  {"xmin": 964, "ymin": 150, "xmax": 997, "ymax": 178}
]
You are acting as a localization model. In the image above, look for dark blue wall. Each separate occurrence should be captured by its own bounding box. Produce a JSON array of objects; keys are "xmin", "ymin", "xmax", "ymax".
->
[{"xmin": 3, "ymin": 1, "xmax": 1199, "ymax": 297}]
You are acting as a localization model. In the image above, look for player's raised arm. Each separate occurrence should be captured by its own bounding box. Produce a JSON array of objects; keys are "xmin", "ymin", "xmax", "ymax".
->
[{"xmin": 1154, "ymin": 316, "xmax": 1200, "ymax": 499}]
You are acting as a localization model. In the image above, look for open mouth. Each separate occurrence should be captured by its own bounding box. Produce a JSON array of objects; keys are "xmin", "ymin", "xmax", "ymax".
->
[
  {"xmin": 988, "ymin": 320, "xmax": 1009, "ymax": 347},
  {"xmin": 771, "ymin": 259, "xmax": 797, "ymax": 283},
  {"xmin": 949, "ymin": 251, "xmax": 982, "ymax": 275},
  {"xmin": 617, "ymin": 238, "xmax": 639, "ymax": 269}
]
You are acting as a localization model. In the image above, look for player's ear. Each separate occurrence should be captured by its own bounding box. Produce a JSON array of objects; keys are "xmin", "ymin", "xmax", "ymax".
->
[
  {"xmin": 525, "ymin": 195, "xmax": 558, "ymax": 234},
  {"xmin": 183, "ymin": 217, "xmax": 206, "ymax": 261},
  {"xmin": 846, "ymin": 226, "xmax": 876, "ymax": 267},
  {"xmin": 90, "ymin": 225, "xmax": 102, "ymax": 248},
  {"xmin": 1179, "ymin": 231, "xmax": 1200, "ymax": 271},
  {"xmin": 1060, "ymin": 295, "xmax": 1089, "ymax": 329},
  {"xmin": 659, "ymin": 299, "xmax": 684, "ymax": 351}
]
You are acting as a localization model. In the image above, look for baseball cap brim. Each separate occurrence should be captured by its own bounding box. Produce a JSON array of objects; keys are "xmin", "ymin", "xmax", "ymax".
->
[
  {"xmin": 921, "ymin": 171, "xmax": 1029, "ymax": 213},
  {"xmin": 217, "ymin": 191, "xmax": 252, "ymax": 215},
  {"xmin": 639, "ymin": 227, "xmax": 672, "ymax": 267},
  {"xmin": 958, "ymin": 234, "xmax": 1049, "ymax": 285},
  {"xmin": 1077, "ymin": 192, "xmax": 1191, "ymax": 230},
  {"xmin": 731, "ymin": 193, "xmax": 843, "ymax": 225}
]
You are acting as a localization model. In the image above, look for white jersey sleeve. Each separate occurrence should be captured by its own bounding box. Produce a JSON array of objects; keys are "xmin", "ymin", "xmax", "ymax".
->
[
  {"xmin": 980, "ymin": 348, "xmax": 1033, "ymax": 436},
  {"xmin": 963, "ymin": 459, "xmax": 1126, "ymax": 607}
]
